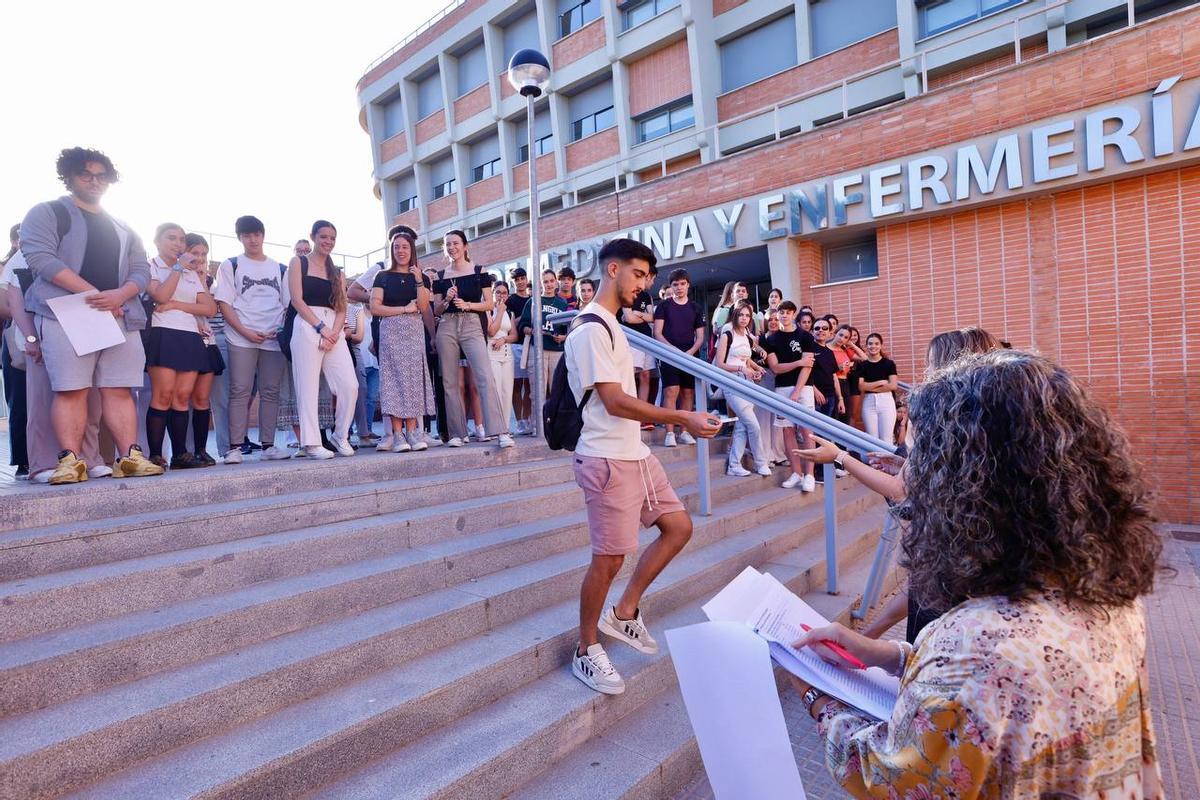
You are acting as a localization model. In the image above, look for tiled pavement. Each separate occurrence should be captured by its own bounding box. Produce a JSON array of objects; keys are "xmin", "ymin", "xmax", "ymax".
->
[{"xmin": 675, "ymin": 533, "xmax": 1200, "ymax": 799}]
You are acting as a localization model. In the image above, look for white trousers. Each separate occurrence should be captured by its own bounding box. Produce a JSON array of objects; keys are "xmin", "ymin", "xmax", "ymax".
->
[
  {"xmin": 291, "ymin": 307, "xmax": 359, "ymax": 446},
  {"xmin": 727, "ymin": 392, "xmax": 768, "ymax": 470},
  {"xmin": 489, "ymin": 352, "xmax": 515, "ymax": 434},
  {"xmin": 862, "ymin": 391, "xmax": 897, "ymax": 446}
]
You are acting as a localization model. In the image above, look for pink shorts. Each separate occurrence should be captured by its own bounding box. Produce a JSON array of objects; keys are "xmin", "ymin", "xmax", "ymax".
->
[{"xmin": 573, "ymin": 454, "xmax": 686, "ymax": 555}]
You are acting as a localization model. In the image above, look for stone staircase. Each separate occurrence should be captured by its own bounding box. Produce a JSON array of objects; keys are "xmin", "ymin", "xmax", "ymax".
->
[{"xmin": 0, "ymin": 436, "xmax": 894, "ymax": 800}]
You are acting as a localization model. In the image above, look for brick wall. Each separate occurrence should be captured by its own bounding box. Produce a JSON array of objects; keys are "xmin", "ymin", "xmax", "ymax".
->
[
  {"xmin": 511, "ymin": 152, "xmax": 558, "ymax": 193},
  {"xmin": 391, "ymin": 208, "xmax": 420, "ymax": 231},
  {"xmin": 380, "ymin": 131, "xmax": 408, "ymax": 162},
  {"xmin": 415, "ymin": 111, "xmax": 447, "ymax": 144},
  {"xmin": 928, "ymin": 38, "xmax": 1049, "ymax": 90},
  {"xmin": 552, "ymin": 16, "xmax": 606, "ymax": 70},
  {"xmin": 466, "ymin": 174, "xmax": 504, "ymax": 210},
  {"xmin": 718, "ymin": 29, "xmax": 900, "ymax": 121},
  {"xmin": 636, "ymin": 152, "xmax": 702, "ymax": 184},
  {"xmin": 713, "ymin": 0, "xmax": 749, "ymax": 14},
  {"xmin": 500, "ymin": 71, "xmax": 516, "ymax": 100},
  {"xmin": 566, "ymin": 127, "xmax": 620, "ymax": 173},
  {"xmin": 628, "ymin": 39, "xmax": 693, "ymax": 117},
  {"xmin": 453, "ymin": 83, "xmax": 491, "ymax": 122},
  {"xmin": 427, "ymin": 193, "xmax": 458, "ymax": 224},
  {"xmin": 358, "ymin": 0, "xmax": 489, "ymax": 91}
]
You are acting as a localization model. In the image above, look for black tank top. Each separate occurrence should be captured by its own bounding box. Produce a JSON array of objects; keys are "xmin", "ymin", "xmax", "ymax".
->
[{"xmin": 299, "ymin": 256, "xmax": 335, "ymax": 308}]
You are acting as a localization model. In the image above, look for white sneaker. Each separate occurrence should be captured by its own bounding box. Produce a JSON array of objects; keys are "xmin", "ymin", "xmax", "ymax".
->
[
  {"xmin": 375, "ymin": 436, "xmax": 393, "ymax": 450},
  {"xmin": 87, "ymin": 465, "xmax": 113, "ymax": 478},
  {"xmin": 801, "ymin": 474, "xmax": 816, "ymax": 493},
  {"xmin": 294, "ymin": 448, "xmax": 308, "ymax": 458},
  {"xmin": 392, "ymin": 436, "xmax": 412, "ymax": 453},
  {"xmin": 223, "ymin": 449, "xmax": 242, "ymax": 465},
  {"xmin": 498, "ymin": 434, "xmax": 515, "ymax": 449},
  {"xmin": 407, "ymin": 431, "xmax": 428, "ymax": 451},
  {"xmin": 677, "ymin": 430, "xmax": 696, "ymax": 445},
  {"xmin": 261, "ymin": 446, "xmax": 292, "ymax": 461},
  {"xmin": 835, "ymin": 468, "xmax": 848, "ymax": 478},
  {"xmin": 663, "ymin": 432, "xmax": 677, "ymax": 447},
  {"xmin": 305, "ymin": 445, "xmax": 335, "ymax": 460},
  {"xmin": 572, "ymin": 643, "xmax": 625, "ymax": 695},
  {"xmin": 755, "ymin": 464, "xmax": 773, "ymax": 477},
  {"xmin": 333, "ymin": 438, "xmax": 356, "ymax": 457},
  {"xmin": 782, "ymin": 472, "xmax": 802, "ymax": 489},
  {"xmin": 425, "ymin": 433, "xmax": 444, "ymax": 448},
  {"xmin": 31, "ymin": 470, "xmax": 53, "ymax": 484},
  {"xmin": 726, "ymin": 464, "xmax": 751, "ymax": 477},
  {"xmin": 447, "ymin": 437, "xmax": 465, "ymax": 448},
  {"xmin": 515, "ymin": 420, "xmax": 529, "ymax": 435},
  {"xmin": 599, "ymin": 606, "xmax": 659, "ymax": 654}
]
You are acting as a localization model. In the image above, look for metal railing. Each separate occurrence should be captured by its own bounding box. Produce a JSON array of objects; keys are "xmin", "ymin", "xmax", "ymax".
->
[
  {"xmin": 548, "ymin": 309, "xmax": 896, "ymax": 597},
  {"xmin": 362, "ymin": 0, "xmax": 467, "ymax": 75}
]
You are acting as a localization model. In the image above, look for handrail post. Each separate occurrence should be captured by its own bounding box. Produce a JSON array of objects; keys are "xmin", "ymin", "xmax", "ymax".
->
[
  {"xmin": 823, "ymin": 461, "xmax": 838, "ymax": 594},
  {"xmin": 853, "ymin": 512, "xmax": 900, "ymax": 619},
  {"xmin": 695, "ymin": 375, "xmax": 712, "ymax": 516},
  {"xmin": 1013, "ymin": 20, "xmax": 1021, "ymax": 62}
]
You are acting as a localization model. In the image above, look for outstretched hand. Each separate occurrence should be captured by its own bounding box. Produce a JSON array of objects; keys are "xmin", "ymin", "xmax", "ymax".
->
[{"xmin": 791, "ymin": 434, "xmax": 842, "ymax": 464}]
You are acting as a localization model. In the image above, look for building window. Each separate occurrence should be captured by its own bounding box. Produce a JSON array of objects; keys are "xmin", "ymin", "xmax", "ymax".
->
[
  {"xmin": 809, "ymin": 0, "xmax": 897, "ymax": 57},
  {"xmin": 636, "ymin": 98, "xmax": 694, "ymax": 143},
  {"xmin": 516, "ymin": 134, "xmax": 554, "ymax": 164},
  {"xmin": 621, "ymin": 0, "xmax": 680, "ymax": 30},
  {"xmin": 397, "ymin": 195, "xmax": 418, "ymax": 214},
  {"xmin": 918, "ymin": 0, "xmax": 1023, "ymax": 38},
  {"xmin": 719, "ymin": 14, "xmax": 799, "ymax": 93},
  {"xmin": 471, "ymin": 158, "xmax": 502, "ymax": 183},
  {"xmin": 432, "ymin": 178, "xmax": 457, "ymax": 199},
  {"xmin": 559, "ymin": 0, "xmax": 600, "ymax": 38},
  {"xmin": 571, "ymin": 106, "xmax": 615, "ymax": 141},
  {"xmin": 825, "ymin": 237, "xmax": 878, "ymax": 283}
]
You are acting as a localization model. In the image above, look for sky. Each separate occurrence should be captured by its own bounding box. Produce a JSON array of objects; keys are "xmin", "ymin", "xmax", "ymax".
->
[{"xmin": 3, "ymin": 0, "xmax": 445, "ymax": 273}]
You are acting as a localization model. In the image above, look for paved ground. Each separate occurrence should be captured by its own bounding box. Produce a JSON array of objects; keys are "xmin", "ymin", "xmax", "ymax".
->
[{"xmin": 675, "ymin": 533, "xmax": 1200, "ymax": 799}]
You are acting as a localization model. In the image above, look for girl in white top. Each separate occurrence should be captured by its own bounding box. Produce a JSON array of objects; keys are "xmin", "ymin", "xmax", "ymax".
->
[
  {"xmin": 145, "ymin": 223, "xmax": 216, "ymax": 469},
  {"xmin": 713, "ymin": 301, "xmax": 772, "ymax": 477},
  {"xmin": 486, "ymin": 281, "xmax": 519, "ymax": 434}
]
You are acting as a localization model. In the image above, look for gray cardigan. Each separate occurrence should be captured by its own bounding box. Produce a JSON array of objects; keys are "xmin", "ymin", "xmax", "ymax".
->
[{"xmin": 20, "ymin": 196, "xmax": 151, "ymax": 331}]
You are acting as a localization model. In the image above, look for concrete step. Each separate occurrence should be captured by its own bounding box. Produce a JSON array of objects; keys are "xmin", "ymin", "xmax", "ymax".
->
[
  {"xmin": 0, "ymin": 438, "xmax": 560, "ymax": 533},
  {"xmin": 0, "ymin": 465, "xmax": 796, "ymax": 716},
  {"xmin": 504, "ymin": 507, "xmax": 895, "ymax": 800},
  {"xmin": 37, "ymin": 486, "xmax": 879, "ymax": 799}
]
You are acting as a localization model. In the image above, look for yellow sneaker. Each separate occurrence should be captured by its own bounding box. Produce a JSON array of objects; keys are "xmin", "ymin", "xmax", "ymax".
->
[
  {"xmin": 48, "ymin": 451, "xmax": 88, "ymax": 485},
  {"xmin": 113, "ymin": 446, "xmax": 165, "ymax": 478}
]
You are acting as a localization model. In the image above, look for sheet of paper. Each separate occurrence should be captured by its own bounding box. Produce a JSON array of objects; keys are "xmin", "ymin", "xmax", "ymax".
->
[
  {"xmin": 667, "ymin": 622, "xmax": 807, "ymax": 800},
  {"xmin": 45, "ymin": 290, "xmax": 125, "ymax": 356},
  {"xmin": 701, "ymin": 565, "xmax": 767, "ymax": 623}
]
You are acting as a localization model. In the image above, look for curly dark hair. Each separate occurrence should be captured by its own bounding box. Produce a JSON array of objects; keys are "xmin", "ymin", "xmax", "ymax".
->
[
  {"xmin": 55, "ymin": 147, "xmax": 119, "ymax": 188},
  {"xmin": 900, "ymin": 349, "xmax": 1161, "ymax": 613}
]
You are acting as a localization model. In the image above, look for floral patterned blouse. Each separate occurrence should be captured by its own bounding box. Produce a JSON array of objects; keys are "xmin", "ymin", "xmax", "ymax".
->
[{"xmin": 814, "ymin": 590, "xmax": 1163, "ymax": 799}]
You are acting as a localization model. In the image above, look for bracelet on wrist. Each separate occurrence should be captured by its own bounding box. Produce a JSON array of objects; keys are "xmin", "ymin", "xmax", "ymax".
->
[
  {"xmin": 314, "ymin": 321, "xmax": 326, "ymax": 333},
  {"xmin": 802, "ymin": 686, "xmax": 829, "ymax": 716}
]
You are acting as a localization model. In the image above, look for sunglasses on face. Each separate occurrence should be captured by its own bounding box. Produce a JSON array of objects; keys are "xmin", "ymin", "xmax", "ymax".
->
[{"xmin": 76, "ymin": 171, "xmax": 113, "ymax": 185}]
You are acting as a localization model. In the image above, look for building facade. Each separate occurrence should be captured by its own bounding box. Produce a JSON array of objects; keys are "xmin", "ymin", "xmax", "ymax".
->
[{"xmin": 357, "ymin": 0, "xmax": 1200, "ymax": 521}]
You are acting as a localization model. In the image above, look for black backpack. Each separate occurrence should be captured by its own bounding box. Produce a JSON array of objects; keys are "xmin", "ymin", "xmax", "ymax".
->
[{"xmin": 543, "ymin": 313, "xmax": 614, "ymax": 451}]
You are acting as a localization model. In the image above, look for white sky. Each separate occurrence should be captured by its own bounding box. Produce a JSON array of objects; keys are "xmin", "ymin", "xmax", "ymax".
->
[{"xmin": 3, "ymin": 0, "xmax": 444, "ymax": 271}]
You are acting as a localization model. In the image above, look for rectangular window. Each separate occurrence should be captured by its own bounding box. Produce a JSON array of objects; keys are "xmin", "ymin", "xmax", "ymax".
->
[
  {"xmin": 719, "ymin": 14, "xmax": 799, "ymax": 92},
  {"xmin": 918, "ymin": 0, "xmax": 1022, "ymax": 38},
  {"xmin": 382, "ymin": 96, "xmax": 405, "ymax": 139},
  {"xmin": 471, "ymin": 158, "xmax": 502, "ymax": 183},
  {"xmin": 809, "ymin": 0, "xmax": 897, "ymax": 57},
  {"xmin": 636, "ymin": 98, "xmax": 694, "ymax": 143},
  {"xmin": 397, "ymin": 195, "xmax": 418, "ymax": 214},
  {"xmin": 503, "ymin": 12, "xmax": 540, "ymax": 62},
  {"xmin": 571, "ymin": 106, "xmax": 615, "ymax": 141},
  {"xmin": 824, "ymin": 237, "xmax": 878, "ymax": 283},
  {"xmin": 559, "ymin": 0, "xmax": 600, "ymax": 37},
  {"xmin": 516, "ymin": 134, "xmax": 554, "ymax": 164},
  {"xmin": 456, "ymin": 43, "xmax": 489, "ymax": 96},
  {"xmin": 621, "ymin": 0, "xmax": 680, "ymax": 31},
  {"xmin": 432, "ymin": 179, "xmax": 457, "ymax": 199},
  {"xmin": 416, "ymin": 72, "xmax": 444, "ymax": 118}
]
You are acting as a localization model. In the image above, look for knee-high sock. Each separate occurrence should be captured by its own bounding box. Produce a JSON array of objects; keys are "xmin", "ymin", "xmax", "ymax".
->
[
  {"xmin": 191, "ymin": 408, "xmax": 211, "ymax": 455},
  {"xmin": 167, "ymin": 409, "xmax": 190, "ymax": 459},
  {"xmin": 146, "ymin": 407, "xmax": 170, "ymax": 459}
]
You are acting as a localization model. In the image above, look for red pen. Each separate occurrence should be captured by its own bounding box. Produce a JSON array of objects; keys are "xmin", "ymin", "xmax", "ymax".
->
[{"xmin": 801, "ymin": 623, "xmax": 866, "ymax": 670}]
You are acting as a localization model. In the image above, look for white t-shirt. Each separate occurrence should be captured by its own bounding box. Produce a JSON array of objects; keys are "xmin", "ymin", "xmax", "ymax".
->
[
  {"xmin": 213, "ymin": 254, "xmax": 289, "ymax": 351},
  {"xmin": 0, "ymin": 250, "xmax": 27, "ymax": 289},
  {"xmin": 565, "ymin": 301, "xmax": 651, "ymax": 461},
  {"xmin": 354, "ymin": 263, "xmax": 385, "ymax": 293},
  {"xmin": 149, "ymin": 256, "xmax": 208, "ymax": 334}
]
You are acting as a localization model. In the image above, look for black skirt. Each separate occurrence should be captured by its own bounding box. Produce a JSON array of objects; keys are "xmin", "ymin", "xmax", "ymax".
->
[
  {"xmin": 145, "ymin": 327, "xmax": 210, "ymax": 373},
  {"xmin": 204, "ymin": 343, "xmax": 226, "ymax": 375}
]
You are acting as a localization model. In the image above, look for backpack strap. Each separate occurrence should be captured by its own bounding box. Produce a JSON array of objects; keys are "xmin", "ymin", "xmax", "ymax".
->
[
  {"xmin": 721, "ymin": 329, "xmax": 733, "ymax": 364},
  {"xmin": 300, "ymin": 255, "xmax": 309, "ymax": 277},
  {"xmin": 230, "ymin": 256, "xmax": 239, "ymax": 279},
  {"xmin": 50, "ymin": 201, "xmax": 71, "ymax": 242},
  {"xmin": 567, "ymin": 312, "xmax": 616, "ymax": 409}
]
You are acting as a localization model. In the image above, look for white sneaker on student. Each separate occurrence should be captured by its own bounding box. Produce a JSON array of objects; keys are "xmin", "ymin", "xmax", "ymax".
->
[
  {"xmin": 87, "ymin": 465, "xmax": 113, "ymax": 478},
  {"xmin": 498, "ymin": 433, "xmax": 515, "ymax": 449},
  {"xmin": 305, "ymin": 445, "xmax": 335, "ymax": 460},
  {"xmin": 781, "ymin": 472, "xmax": 802, "ymax": 489},
  {"xmin": 425, "ymin": 433, "xmax": 444, "ymax": 448},
  {"xmin": 333, "ymin": 438, "xmax": 356, "ymax": 457},
  {"xmin": 392, "ymin": 436, "xmax": 412, "ymax": 453},
  {"xmin": 447, "ymin": 437, "xmax": 465, "ymax": 448},
  {"xmin": 755, "ymin": 464, "xmax": 774, "ymax": 477},
  {"xmin": 223, "ymin": 449, "xmax": 243, "ymax": 465},
  {"xmin": 407, "ymin": 431, "xmax": 428, "ymax": 451},
  {"xmin": 801, "ymin": 474, "xmax": 816, "ymax": 493},
  {"xmin": 677, "ymin": 430, "xmax": 696, "ymax": 445},
  {"xmin": 598, "ymin": 606, "xmax": 659, "ymax": 655},
  {"xmin": 726, "ymin": 464, "xmax": 752, "ymax": 477},
  {"xmin": 375, "ymin": 436, "xmax": 393, "ymax": 450},
  {"xmin": 572, "ymin": 643, "xmax": 625, "ymax": 695},
  {"xmin": 663, "ymin": 432, "xmax": 677, "ymax": 447},
  {"xmin": 515, "ymin": 420, "xmax": 528, "ymax": 436},
  {"xmin": 261, "ymin": 446, "xmax": 292, "ymax": 461}
]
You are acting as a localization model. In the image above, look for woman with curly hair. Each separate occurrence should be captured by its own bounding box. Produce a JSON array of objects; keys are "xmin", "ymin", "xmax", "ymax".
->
[{"xmin": 789, "ymin": 349, "xmax": 1165, "ymax": 799}]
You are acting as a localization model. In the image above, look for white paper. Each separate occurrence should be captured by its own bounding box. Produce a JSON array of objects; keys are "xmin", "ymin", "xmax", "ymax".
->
[
  {"xmin": 667, "ymin": 622, "xmax": 807, "ymax": 800},
  {"xmin": 703, "ymin": 567, "xmax": 900, "ymax": 721},
  {"xmin": 46, "ymin": 290, "xmax": 125, "ymax": 356}
]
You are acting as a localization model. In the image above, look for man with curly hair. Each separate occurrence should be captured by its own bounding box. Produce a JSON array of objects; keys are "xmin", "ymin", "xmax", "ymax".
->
[{"xmin": 19, "ymin": 146, "xmax": 163, "ymax": 483}]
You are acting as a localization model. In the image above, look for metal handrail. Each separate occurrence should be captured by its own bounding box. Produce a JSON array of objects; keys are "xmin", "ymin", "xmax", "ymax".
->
[
  {"xmin": 363, "ymin": 0, "xmax": 467, "ymax": 75},
  {"xmin": 548, "ymin": 309, "xmax": 896, "ymax": 595}
]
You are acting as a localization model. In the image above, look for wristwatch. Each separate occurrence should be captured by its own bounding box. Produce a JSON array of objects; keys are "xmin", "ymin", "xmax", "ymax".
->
[
  {"xmin": 25, "ymin": 334, "xmax": 38, "ymax": 345},
  {"xmin": 314, "ymin": 321, "xmax": 326, "ymax": 334},
  {"xmin": 833, "ymin": 452, "xmax": 847, "ymax": 471},
  {"xmin": 171, "ymin": 262, "xmax": 185, "ymax": 273},
  {"xmin": 801, "ymin": 686, "xmax": 829, "ymax": 715}
]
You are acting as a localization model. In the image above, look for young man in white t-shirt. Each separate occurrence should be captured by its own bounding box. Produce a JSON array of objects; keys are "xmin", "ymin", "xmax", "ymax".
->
[
  {"xmin": 565, "ymin": 238, "xmax": 721, "ymax": 695},
  {"xmin": 212, "ymin": 215, "xmax": 291, "ymax": 464}
]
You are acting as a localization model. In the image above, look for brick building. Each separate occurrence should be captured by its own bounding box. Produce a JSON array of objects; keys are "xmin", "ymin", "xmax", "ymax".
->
[{"xmin": 357, "ymin": 0, "xmax": 1200, "ymax": 521}]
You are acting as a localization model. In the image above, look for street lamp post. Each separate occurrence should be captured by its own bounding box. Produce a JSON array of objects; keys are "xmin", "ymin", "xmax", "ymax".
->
[{"xmin": 508, "ymin": 48, "xmax": 551, "ymax": 439}]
